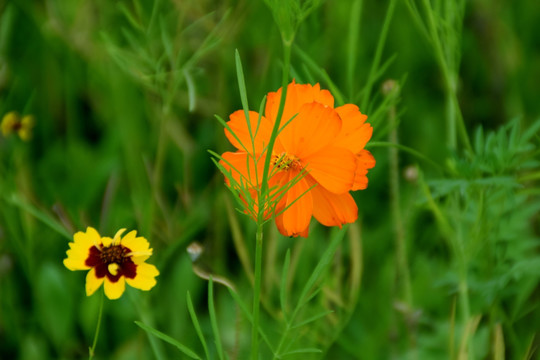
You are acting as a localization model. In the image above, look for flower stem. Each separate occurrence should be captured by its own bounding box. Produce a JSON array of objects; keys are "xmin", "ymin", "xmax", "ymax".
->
[
  {"xmin": 89, "ymin": 290, "xmax": 104, "ymax": 360},
  {"xmin": 250, "ymin": 41, "xmax": 291, "ymax": 359},
  {"xmin": 258, "ymin": 41, "xmax": 292, "ymax": 215},
  {"xmin": 387, "ymin": 86, "xmax": 416, "ymax": 357},
  {"xmin": 455, "ymin": 218, "xmax": 473, "ymax": 358},
  {"xmin": 250, "ymin": 224, "xmax": 264, "ymax": 360}
]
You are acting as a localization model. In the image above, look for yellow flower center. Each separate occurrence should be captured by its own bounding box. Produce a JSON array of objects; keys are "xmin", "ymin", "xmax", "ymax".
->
[
  {"xmin": 273, "ymin": 152, "xmax": 301, "ymax": 171},
  {"xmin": 100, "ymin": 245, "xmax": 129, "ymax": 265}
]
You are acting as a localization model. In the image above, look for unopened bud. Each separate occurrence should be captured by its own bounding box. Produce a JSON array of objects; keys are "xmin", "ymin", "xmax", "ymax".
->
[
  {"xmin": 382, "ymin": 79, "xmax": 399, "ymax": 96},
  {"xmin": 403, "ymin": 165, "xmax": 418, "ymax": 183}
]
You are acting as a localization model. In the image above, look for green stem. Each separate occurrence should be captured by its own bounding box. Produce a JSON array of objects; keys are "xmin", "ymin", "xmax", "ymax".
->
[
  {"xmin": 250, "ymin": 225, "xmax": 264, "ymax": 360},
  {"xmin": 89, "ymin": 290, "xmax": 104, "ymax": 360},
  {"xmin": 420, "ymin": 0, "xmax": 471, "ymax": 153},
  {"xmin": 360, "ymin": 0, "xmax": 397, "ymax": 111},
  {"xmin": 258, "ymin": 42, "xmax": 292, "ymax": 221},
  {"xmin": 388, "ymin": 104, "xmax": 412, "ymax": 307},
  {"xmin": 388, "ymin": 99, "xmax": 415, "ymax": 357},
  {"xmin": 455, "ymin": 220, "xmax": 473, "ymax": 358}
]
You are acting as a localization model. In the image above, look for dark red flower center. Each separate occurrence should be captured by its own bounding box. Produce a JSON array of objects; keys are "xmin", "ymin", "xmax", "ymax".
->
[
  {"xmin": 100, "ymin": 245, "xmax": 129, "ymax": 264},
  {"xmin": 85, "ymin": 244, "xmax": 137, "ymax": 282}
]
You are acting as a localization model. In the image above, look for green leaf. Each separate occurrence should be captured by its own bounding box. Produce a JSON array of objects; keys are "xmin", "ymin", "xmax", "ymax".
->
[
  {"xmin": 187, "ymin": 291, "xmax": 210, "ymax": 360},
  {"xmin": 291, "ymin": 309, "xmax": 333, "ymax": 330},
  {"xmin": 227, "ymin": 288, "xmax": 276, "ymax": 354},
  {"xmin": 135, "ymin": 321, "xmax": 201, "ymax": 359},
  {"xmin": 36, "ymin": 263, "xmax": 74, "ymax": 350},
  {"xmin": 280, "ymin": 347, "xmax": 322, "ymax": 356},
  {"xmin": 280, "ymin": 249, "xmax": 291, "ymax": 319},
  {"xmin": 208, "ymin": 278, "xmax": 225, "ymax": 360},
  {"xmin": 5, "ymin": 194, "xmax": 71, "ymax": 240}
]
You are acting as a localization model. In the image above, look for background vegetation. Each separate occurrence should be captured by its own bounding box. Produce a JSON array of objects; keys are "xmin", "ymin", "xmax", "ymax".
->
[{"xmin": 1, "ymin": 0, "xmax": 539, "ymax": 359}]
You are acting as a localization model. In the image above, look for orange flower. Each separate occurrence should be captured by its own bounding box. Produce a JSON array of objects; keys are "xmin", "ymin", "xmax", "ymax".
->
[{"xmin": 220, "ymin": 81, "xmax": 375, "ymax": 237}]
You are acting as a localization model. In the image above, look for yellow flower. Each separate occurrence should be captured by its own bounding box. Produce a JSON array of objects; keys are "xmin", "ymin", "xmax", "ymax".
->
[
  {"xmin": 64, "ymin": 227, "xmax": 159, "ymax": 300},
  {"xmin": 1, "ymin": 111, "xmax": 35, "ymax": 141}
]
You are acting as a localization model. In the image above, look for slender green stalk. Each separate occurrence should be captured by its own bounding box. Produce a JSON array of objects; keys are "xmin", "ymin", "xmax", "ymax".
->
[
  {"xmin": 454, "ymin": 214, "xmax": 473, "ymax": 358},
  {"xmin": 258, "ymin": 42, "xmax": 292, "ymax": 220},
  {"xmin": 250, "ymin": 41, "xmax": 292, "ymax": 359},
  {"xmin": 367, "ymin": 141, "xmax": 442, "ymax": 171},
  {"xmin": 385, "ymin": 84, "xmax": 412, "ymax": 306},
  {"xmin": 250, "ymin": 225, "xmax": 264, "ymax": 360},
  {"xmin": 387, "ymin": 87, "xmax": 415, "ymax": 356},
  {"xmin": 88, "ymin": 291, "xmax": 104, "ymax": 360},
  {"xmin": 130, "ymin": 292, "xmax": 166, "ymax": 360},
  {"xmin": 274, "ymin": 227, "xmax": 347, "ymax": 358},
  {"xmin": 346, "ymin": 0, "xmax": 363, "ymax": 100},
  {"xmin": 146, "ymin": 112, "xmax": 168, "ymax": 235},
  {"xmin": 418, "ymin": 0, "xmax": 471, "ymax": 153},
  {"xmin": 208, "ymin": 278, "xmax": 225, "ymax": 360},
  {"xmin": 360, "ymin": 0, "xmax": 397, "ymax": 111}
]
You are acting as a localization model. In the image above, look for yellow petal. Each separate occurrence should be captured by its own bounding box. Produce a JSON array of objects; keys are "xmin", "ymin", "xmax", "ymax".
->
[
  {"xmin": 113, "ymin": 228, "xmax": 126, "ymax": 245},
  {"xmin": 64, "ymin": 227, "xmax": 101, "ymax": 270},
  {"xmin": 20, "ymin": 115, "xmax": 35, "ymax": 128},
  {"xmin": 63, "ymin": 250, "xmax": 91, "ymax": 270},
  {"xmin": 18, "ymin": 115, "xmax": 35, "ymax": 141},
  {"xmin": 126, "ymin": 263, "xmax": 159, "ymax": 291},
  {"xmin": 86, "ymin": 268, "xmax": 105, "ymax": 296},
  {"xmin": 76, "ymin": 227, "xmax": 102, "ymax": 249},
  {"xmin": 120, "ymin": 230, "xmax": 149, "ymax": 252},
  {"xmin": 101, "ymin": 237, "xmax": 113, "ymax": 247},
  {"xmin": 1, "ymin": 111, "xmax": 19, "ymax": 136},
  {"xmin": 104, "ymin": 277, "xmax": 126, "ymax": 300},
  {"xmin": 18, "ymin": 129, "xmax": 30, "ymax": 141}
]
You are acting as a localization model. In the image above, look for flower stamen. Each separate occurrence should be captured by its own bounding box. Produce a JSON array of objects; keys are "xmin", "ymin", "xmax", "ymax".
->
[
  {"xmin": 273, "ymin": 152, "xmax": 301, "ymax": 171},
  {"xmin": 100, "ymin": 245, "xmax": 130, "ymax": 265},
  {"xmin": 108, "ymin": 263, "xmax": 120, "ymax": 276}
]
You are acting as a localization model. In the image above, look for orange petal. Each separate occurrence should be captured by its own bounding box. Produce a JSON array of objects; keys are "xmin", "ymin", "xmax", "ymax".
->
[
  {"xmin": 225, "ymin": 110, "xmax": 274, "ymax": 153},
  {"xmin": 274, "ymin": 171, "xmax": 313, "ymax": 237},
  {"xmin": 335, "ymin": 104, "xmax": 367, "ymax": 131},
  {"xmin": 219, "ymin": 151, "xmax": 266, "ymax": 188},
  {"xmin": 335, "ymin": 104, "xmax": 372, "ymax": 153},
  {"xmin": 352, "ymin": 150, "xmax": 376, "ymax": 190},
  {"xmin": 309, "ymin": 176, "xmax": 358, "ymax": 227},
  {"xmin": 243, "ymin": 172, "xmax": 286, "ymax": 220},
  {"xmin": 278, "ymin": 102, "xmax": 342, "ymax": 158},
  {"xmin": 303, "ymin": 146, "xmax": 357, "ymax": 194},
  {"xmin": 265, "ymin": 81, "xmax": 335, "ymax": 130}
]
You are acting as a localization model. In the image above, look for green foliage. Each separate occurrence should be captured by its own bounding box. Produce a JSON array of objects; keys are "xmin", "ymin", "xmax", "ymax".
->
[{"xmin": 1, "ymin": 0, "xmax": 540, "ymax": 359}]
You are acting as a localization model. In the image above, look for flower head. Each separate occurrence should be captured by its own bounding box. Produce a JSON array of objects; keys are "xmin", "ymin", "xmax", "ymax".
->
[
  {"xmin": 220, "ymin": 80, "xmax": 375, "ymax": 237},
  {"xmin": 1, "ymin": 111, "xmax": 35, "ymax": 141},
  {"xmin": 64, "ymin": 227, "xmax": 159, "ymax": 300}
]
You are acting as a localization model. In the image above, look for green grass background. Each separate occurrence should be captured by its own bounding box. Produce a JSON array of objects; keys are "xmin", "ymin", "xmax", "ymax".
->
[{"xmin": 1, "ymin": 0, "xmax": 539, "ymax": 359}]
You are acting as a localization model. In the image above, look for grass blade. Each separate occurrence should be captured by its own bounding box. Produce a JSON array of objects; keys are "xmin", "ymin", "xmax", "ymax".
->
[
  {"xmin": 280, "ymin": 249, "xmax": 291, "ymax": 319},
  {"xmin": 187, "ymin": 291, "xmax": 211, "ymax": 360},
  {"xmin": 290, "ymin": 310, "xmax": 333, "ymax": 330},
  {"xmin": 5, "ymin": 194, "xmax": 71, "ymax": 240},
  {"xmin": 135, "ymin": 321, "xmax": 201, "ymax": 359},
  {"xmin": 208, "ymin": 278, "xmax": 225, "ymax": 360},
  {"xmin": 280, "ymin": 348, "xmax": 322, "ymax": 356},
  {"xmin": 227, "ymin": 288, "xmax": 276, "ymax": 354}
]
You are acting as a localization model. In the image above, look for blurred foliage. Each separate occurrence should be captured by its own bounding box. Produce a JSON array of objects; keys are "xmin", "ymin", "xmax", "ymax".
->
[{"xmin": 1, "ymin": 0, "xmax": 539, "ymax": 359}]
